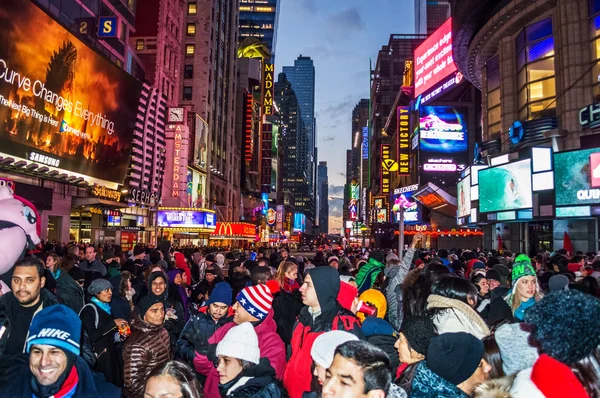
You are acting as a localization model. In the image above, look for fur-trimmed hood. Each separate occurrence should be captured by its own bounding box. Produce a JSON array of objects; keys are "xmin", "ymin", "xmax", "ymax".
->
[
  {"xmin": 427, "ymin": 294, "xmax": 490, "ymax": 339},
  {"xmin": 473, "ymin": 376, "xmax": 515, "ymax": 398}
]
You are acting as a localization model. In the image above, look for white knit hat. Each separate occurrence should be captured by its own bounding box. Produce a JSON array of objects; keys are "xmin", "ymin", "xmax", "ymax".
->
[
  {"xmin": 216, "ymin": 322, "xmax": 260, "ymax": 364},
  {"xmin": 310, "ymin": 330, "xmax": 359, "ymax": 369}
]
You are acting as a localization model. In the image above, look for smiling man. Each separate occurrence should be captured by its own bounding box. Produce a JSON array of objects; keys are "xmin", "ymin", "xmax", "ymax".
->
[{"xmin": 0, "ymin": 304, "xmax": 120, "ymax": 397}]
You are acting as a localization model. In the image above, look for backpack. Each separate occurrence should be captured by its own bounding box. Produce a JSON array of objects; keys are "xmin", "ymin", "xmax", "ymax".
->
[{"xmin": 78, "ymin": 303, "xmax": 99, "ymax": 369}]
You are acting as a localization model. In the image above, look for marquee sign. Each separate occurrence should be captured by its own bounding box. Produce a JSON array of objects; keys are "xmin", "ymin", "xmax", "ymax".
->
[
  {"xmin": 397, "ymin": 106, "xmax": 410, "ymax": 175},
  {"xmin": 92, "ymin": 185, "xmax": 122, "ymax": 202},
  {"xmin": 211, "ymin": 222, "xmax": 256, "ymax": 239},
  {"xmin": 262, "ymin": 63, "xmax": 274, "ymax": 115}
]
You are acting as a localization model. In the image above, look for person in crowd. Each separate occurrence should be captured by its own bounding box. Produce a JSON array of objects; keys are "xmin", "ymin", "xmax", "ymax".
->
[
  {"xmin": 45, "ymin": 252, "xmax": 84, "ymax": 314},
  {"xmin": 0, "ymin": 258, "xmax": 58, "ymax": 359},
  {"xmin": 275, "ymin": 261, "xmax": 300, "ymax": 293},
  {"xmin": 284, "ymin": 266, "xmax": 363, "ymax": 398},
  {"xmin": 322, "ymin": 340, "xmax": 406, "ymax": 398},
  {"xmin": 269, "ymin": 267, "xmax": 304, "ymax": 347},
  {"xmin": 0, "ymin": 305, "xmax": 121, "ymax": 397},
  {"xmin": 147, "ymin": 271, "xmax": 185, "ymax": 349},
  {"xmin": 80, "ymin": 278, "xmax": 126, "ymax": 386},
  {"xmin": 394, "ymin": 315, "xmax": 436, "ymax": 393},
  {"xmin": 79, "ymin": 245, "xmax": 107, "ymax": 276},
  {"xmin": 306, "ymin": 330, "xmax": 359, "ymax": 395},
  {"xmin": 251, "ymin": 265, "xmax": 272, "ymax": 285},
  {"xmin": 470, "ymin": 273, "xmax": 490, "ymax": 313},
  {"xmin": 356, "ymin": 288, "xmax": 387, "ymax": 323},
  {"xmin": 216, "ymin": 322, "xmax": 286, "ymax": 397},
  {"xmin": 409, "ymin": 332, "xmax": 491, "ymax": 397},
  {"xmin": 144, "ymin": 360, "xmax": 204, "ymax": 398},
  {"xmin": 426, "ymin": 275, "xmax": 490, "ymax": 339},
  {"xmin": 362, "ymin": 317, "xmax": 400, "ymax": 371},
  {"xmin": 176, "ymin": 281, "xmax": 233, "ymax": 367},
  {"xmin": 193, "ymin": 284, "xmax": 285, "ymax": 398},
  {"xmin": 481, "ymin": 334, "xmax": 504, "ymax": 380},
  {"xmin": 402, "ymin": 263, "xmax": 449, "ymax": 319},
  {"xmin": 196, "ymin": 266, "xmax": 221, "ymax": 299},
  {"xmin": 103, "ymin": 250, "xmax": 121, "ymax": 277},
  {"xmin": 279, "ymin": 248, "xmax": 290, "ymax": 263},
  {"xmin": 174, "ymin": 252, "xmax": 193, "ymax": 286},
  {"xmin": 123, "ymin": 295, "xmax": 172, "ymax": 398},
  {"xmin": 168, "ymin": 269, "xmax": 190, "ymax": 321},
  {"xmin": 328, "ymin": 256, "xmax": 339, "ymax": 270},
  {"xmin": 110, "ymin": 270, "xmax": 135, "ymax": 322},
  {"xmin": 502, "ymin": 258, "xmax": 543, "ymax": 322}
]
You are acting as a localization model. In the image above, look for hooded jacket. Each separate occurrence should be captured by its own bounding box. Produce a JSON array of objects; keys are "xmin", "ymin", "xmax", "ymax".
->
[
  {"xmin": 123, "ymin": 314, "xmax": 172, "ymax": 398},
  {"xmin": 147, "ymin": 271, "xmax": 185, "ymax": 349},
  {"xmin": 219, "ymin": 357, "xmax": 287, "ymax": 398},
  {"xmin": 54, "ymin": 271, "xmax": 85, "ymax": 314},
  {"xmin": 409, "ymin": 361, "xmax": 469, "ymax": 398},
  {"xmin": 283, "ymin": 267, "xmax": 363, "ymax": 398},
  {"xmin": 385, "ymin": 248, "xmax": 416, "ymax": 330},
  {"xmin": 193, "ymin": 309, "xmax": 286, "ymax": 398},
  {"xmin": 0, "ymin": 354, "xmax": 121, "ymax": 398},
  {"xmin": 427, "ymin": 295, "xmax": 490, "ymax": 340}
]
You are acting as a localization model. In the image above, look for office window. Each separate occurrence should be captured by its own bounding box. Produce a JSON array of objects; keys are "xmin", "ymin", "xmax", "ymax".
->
[
  {"xmin": 184, "ymin": 64, "xmax": 193, "ymax": 79},
  {"xmin": 187, "ymin": 23, "xmax": 196, "ymax": 36},
  {"xmin": 183, "ymin": 86, "xmax": 193, "ymax": 101},
  {"xmin": 515, "ymin": 18, "xmax": 556, "ymax": 121},
  {"xmin": 136, "ymin": 39, "xmax": 144, "ymax": 51},
  {"xmin": 188, "ymin": 2, "xmax": 197, "ymax": 15},
  {"xmin": 186, "ymin": 44, "xmax": 195, "ymax": 56},
  {"xmin": 486, "ymin": 55, "xmax": 501, "ymax": 139}
]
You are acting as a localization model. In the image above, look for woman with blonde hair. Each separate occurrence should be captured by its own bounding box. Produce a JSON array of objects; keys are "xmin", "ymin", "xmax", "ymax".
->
[
  {"xmin": 275, "ymin": 261, "xmax": 299, "ymax": 293},
  {"xmin": 504, "ymin": 255, "xmax": 543, "ymax": 321}
]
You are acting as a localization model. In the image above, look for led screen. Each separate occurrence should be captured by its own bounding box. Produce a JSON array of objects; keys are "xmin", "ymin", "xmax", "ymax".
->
[
  {"xmin": 157, "ymin": 210, "xmax": 216, "ymax": 229},
  {"xmin": 0, "ymin": 0, "xmax": 141, "ymax": 184},
  {"xmin": 457, "ymin": 174, "xmax": 471, "ymax": 218},
  {"xmin": 554, "ymin": 148, "xmax": 600, "ymax": 206},
  {"xmin": 391, "ymin": 187, "xmax": 419, "ymax": 223},
  {"xmin": 479, "ymin": 159, "xmax": 533, "ymax": 213},
  {"xmin": 293, "ymin": 213, "xmax": 306, "ymax": 233}
]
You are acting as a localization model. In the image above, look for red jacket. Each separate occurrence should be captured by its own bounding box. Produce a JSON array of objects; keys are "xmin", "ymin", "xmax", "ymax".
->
[
  {"xmin": 283, "ymin": 303, "xmax": 363, "ymax": 398},
  {"xmin": 193, "ymin": 309, "xmax": 285, "ymax": 398}
]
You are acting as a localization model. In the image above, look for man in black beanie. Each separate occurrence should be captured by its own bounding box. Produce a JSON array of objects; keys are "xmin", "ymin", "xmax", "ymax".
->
[{"xmin": 409, "ymin": 332, "xmax": 491, "ymax": 397}]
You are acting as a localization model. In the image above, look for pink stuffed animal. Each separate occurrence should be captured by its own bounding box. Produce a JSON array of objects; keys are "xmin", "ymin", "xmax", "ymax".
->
[{"xmin": 0, "ymin": 186, "xmax": 41, "ymax": 293}]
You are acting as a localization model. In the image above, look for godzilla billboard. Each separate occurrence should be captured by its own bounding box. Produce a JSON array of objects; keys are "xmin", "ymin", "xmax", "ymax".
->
[{"xmin": 0, "ymin": 0, "xmax": 141, "ymax": 184}]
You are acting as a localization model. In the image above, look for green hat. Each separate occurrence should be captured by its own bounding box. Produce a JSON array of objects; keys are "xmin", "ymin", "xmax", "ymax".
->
[
  {"xmin": 511, "ymin": 260, "xmax": 536, "ymax": 287},
  {"xmin": 514, "ymin": 254, "xmax": 531, "ymax": 266}
]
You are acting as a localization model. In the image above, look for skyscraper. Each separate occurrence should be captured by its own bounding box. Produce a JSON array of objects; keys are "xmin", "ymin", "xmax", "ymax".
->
[
  {"xmin": 282, "ymin": 56, "xmax": 316, "ymax": 200},
  {"xmin": 239, "ymin": 0, "xmax": 280, "ymax": 62},
  {"xmin": 317, "ymin": 162, "xmax": 329, "ymax": 234},
  {"xmin": 414, "ymin": 0, "xmax": 451, "ymax": 35}
]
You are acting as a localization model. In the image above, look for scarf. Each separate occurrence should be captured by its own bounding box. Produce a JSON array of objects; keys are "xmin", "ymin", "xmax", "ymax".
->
[
  {"xmin": 91, "ymin": 297, "xmax": 112, "ymax": 315},
  {"xmin": 31, "ymin": 358, "xmax": 78, "ymax": 398},
  {"xmin": 282, "ymin": 278, "xmax": 299, "ymax": 293},
  {"xmin": 52, "ymin": 269, "xmax": 62, "ymax": 280},
  {"xmin": 514, "ymin": 297, "xmax": 536, "ymax": 321}
]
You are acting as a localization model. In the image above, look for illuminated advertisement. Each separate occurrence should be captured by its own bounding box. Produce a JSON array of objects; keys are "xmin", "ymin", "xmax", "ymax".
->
[
  {"xmin": 293, "ymin": 213, "xmax": 306, "ymax": 233},
  {"xmin": 554, "ymin": 148, "xmax": 600, "ymax": 206},
  {"xmin": 414, "ymin": 18, "xmax": 457, "ymax": 97},
  {"xmin": 0, "ymin": 0, "xmax": 142, "ymax": 184},
  {"xmin": 267, "ymin": 208, "xmax": 276, "ymax": 226},
  {"xmin": 276, "ymin": 205, "xmax": 284, "ymax": 231},
  {"xmin": 261, "ymin": 123, "xmax": 273, "ymax": 192},
  {"xmin": 262, "ymin": 63, "xmax": 274, "ymax": 115},
  {"xmin": 211, "ymin": 222, "xmax": 256, "ymax": 238},
  {"xmin": 373, "ymin": 198, "xmax": 388, "ymax": 223},
  {"xmin": 166, "ymin": 124, "xmax": 190, "ymax": 200},
  {"xmin": 392, "ymin": 185, "xmax": 419, "ymax": 223},
  {"xmin": 479, "ymin": 160, "xmax": 533, "ymax": 213},
  {"xmin": 261, "ymin": 192, "xmax": 269, "ymax": 215},
  {"xmin": 186, "ymin": 168, "xmax": 206, "ymax": 208},
  {"xmin": 193, "ymin": 115, "xmax": 208, "ymax": 170},
  {"xmin": 362, "ymin": 127, "xmax": 369, "ymax": 159},
  {"xmin": 381, "ymin": 145, "xmax": 397, "ymax": 194},
  {"xmin": 157, "ymin": 209, "xmax": 216, "ymax": 230},
  {"xmin": 457, "ymin": 174, "xmax": 471, "ymax": 218},
  {"xmin": 397, "ymin": 106, "xmax": 410, "ymax": 175}
]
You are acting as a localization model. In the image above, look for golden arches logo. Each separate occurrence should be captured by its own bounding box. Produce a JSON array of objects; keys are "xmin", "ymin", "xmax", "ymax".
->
[{"xmin": 216, "ymin": 222, "xmax": 233, "ymax": 236}]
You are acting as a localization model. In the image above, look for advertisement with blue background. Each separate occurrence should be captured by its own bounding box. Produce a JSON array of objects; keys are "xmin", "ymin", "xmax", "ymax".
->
[
  {"xmin": 157, "ymin": 210, "xmax": 216, "ymax": 229},
  {"xmin": 391, "ymin": 186, "xmax": 420, "ymax": 223},
  {"xmin": 293, "ymin": 213, "xmax": 306, "ymax": 232}
]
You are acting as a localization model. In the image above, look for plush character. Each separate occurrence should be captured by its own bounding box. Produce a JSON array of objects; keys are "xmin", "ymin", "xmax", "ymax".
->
[{"xmin": 0, "ymin": 186, "xmax": 41, "ymax": 293}]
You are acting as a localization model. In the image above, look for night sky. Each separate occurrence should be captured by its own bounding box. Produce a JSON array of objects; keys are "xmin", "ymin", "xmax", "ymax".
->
[{"xmin": 276, "ymin": 0, "xmax": 415, "ymax": 232}]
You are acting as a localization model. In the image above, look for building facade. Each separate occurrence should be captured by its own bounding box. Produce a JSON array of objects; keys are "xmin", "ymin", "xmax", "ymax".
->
[
  {"xmin": 414, "ymin": 0, "xmax": 451, "ymax": 35},
  {"xmin": 317, "ymin": 161, "xmax": 329, "ymax": 234},
  {"xmin": 180, "ymin": 0, "xmax": 240, "ymax": 222},
  {"xmin": 239, "ymin": 0, "xmax": 280, "ymax": 62}
]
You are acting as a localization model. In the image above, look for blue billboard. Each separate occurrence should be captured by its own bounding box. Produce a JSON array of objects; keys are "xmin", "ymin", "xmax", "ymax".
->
[
  {"xmin": 419, "ymin": 106, "xmax": 468, "ymax": 154},
  {"xmin": 362, "ymin": 127, "xmax": 369, "ymax": 159},
  {"xmin": 391, "ymin": 185, "xmax": 420, "ymax": 223},
  {"xmin": 293, "ymin": 213, "xmax": 306, "ymax": 233},
  {"xmin": 157, "ymin": 209, "xmax": 216, "ymax": 230}
]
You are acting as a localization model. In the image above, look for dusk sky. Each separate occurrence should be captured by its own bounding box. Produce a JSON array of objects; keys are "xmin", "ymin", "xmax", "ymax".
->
[{"xmin": 275, "ymin": 0, "xmax": 415, "ymax": 233}]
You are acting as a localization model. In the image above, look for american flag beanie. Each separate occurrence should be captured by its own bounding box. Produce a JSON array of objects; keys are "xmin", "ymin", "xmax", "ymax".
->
[{"xmin": 236, "ymin": 284, "xmax": 274, "ymax": 320}]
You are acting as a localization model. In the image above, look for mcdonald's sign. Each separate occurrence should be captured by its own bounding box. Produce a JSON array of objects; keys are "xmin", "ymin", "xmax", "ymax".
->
[{"xmin": 211, "ymin": 222, "xmax": 257, "ymax": 239}]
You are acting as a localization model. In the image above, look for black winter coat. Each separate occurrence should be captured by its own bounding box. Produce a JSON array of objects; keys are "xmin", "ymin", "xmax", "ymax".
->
[
  {"xmin": 176, "ymin": 306, "xmax": 232, "ymax": 365},
  {"xmin": 55, "ymin": 271, "xmax": 85, "ymax": 314},
  {"xmin": 272, "ymin": 289, "xmax": 304, "ymax": 346},
  {"xmin": 219, "ymin": 358, "xmax": 288, "ymax": 398}
]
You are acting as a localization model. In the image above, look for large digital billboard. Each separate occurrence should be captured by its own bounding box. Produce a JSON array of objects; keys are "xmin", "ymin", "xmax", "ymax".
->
[
  {"xmin": 157, "ymin": 209, "xmax": 216, "ymax": 230},
  {"xmin": 414, "ymin": 18, "xmax": 457, "ymax": 97},
  {"xmin": 457, "ymin": 174, "xmax": 471, "ymax": 218},
  {"xmin": 193, "ymin": 115, "xmax": 208, "ymax": 171},
  {"xmin": 293, "ymin": 213, "xmax": 306, "ymax": 233},
  {"xmin": 392, "ymin": 185, "xmax": 419, "ymax": 223},
  {"xmin": 479, "ymin": 160, "xmax": 533, "ymax": 213},
  {"xmin": 0, "ymin": 0, "xmax": 141, "ymax": 184},
  {"xmin": 186, "ymin": 168, "xmax": 206, "ymax": 208},
  {"xmin": 554, "ymin": 148, "xmax": 600, "ymax": 206}
]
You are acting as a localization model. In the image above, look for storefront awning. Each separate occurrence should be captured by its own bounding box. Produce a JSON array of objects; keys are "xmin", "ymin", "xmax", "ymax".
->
[
  {"xmin": 413, "ymin": 183, "xmax": 457, "ymax": 217},
  {"xmin": 72, "ymin": 197, "xmax": 129, "ymax": 208}
]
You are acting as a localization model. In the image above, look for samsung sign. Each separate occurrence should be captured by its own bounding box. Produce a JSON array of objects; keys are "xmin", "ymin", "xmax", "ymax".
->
[{"xmin": 579, "ymin": 103, "xmax": 600, "ymax": 129}]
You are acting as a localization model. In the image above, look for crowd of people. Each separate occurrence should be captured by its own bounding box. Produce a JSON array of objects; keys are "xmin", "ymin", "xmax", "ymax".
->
[{"xmin": 1, "ymin": 235, "xmax": 600, "ymax": 397}]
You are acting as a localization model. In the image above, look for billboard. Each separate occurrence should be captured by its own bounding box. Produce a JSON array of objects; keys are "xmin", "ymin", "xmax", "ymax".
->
[
  {"xmin": 457, "ymin": 174, "xmax": 471, "ymax": 218},
  {"xmin": 554, "ymin": 148, "xmax": 600, "ymax": 206},
  {"xmin": 0, "ymin": 0, "xmax": 141, "ymax": 184},
  {"xmin": 479, "ymin": 160, "xmax": 533, "ymax": 213},
  {"xmin": 211, "ymin": 222, "xmax": 256, "ymax": 238},
  {"xmin": 262, "ymin": 63, "xmax": 274, "ymax": 115},
  {"xmin": 157, "ymin": 209, "xmax": 216, "ymax": 230},
  {"xmin": 381, "ymin": 144, "xmax": 397, "ymax": 194},
  {"xmin": 397, "ymin": 106, "xmax": 410, "ymax": 175},
  {"xmin": 193, "ymin": 115, "xmax": 208, "ymax": 170},
  {"xmin": 362, "ymin": 127, "xmax": 369, "ymax": 159},
  {"xmin": 186, "ymin": 168, "xmax": 206, "ymax": 208},
  {"xmin": 414, "ymin": 18, "xmax": 457, "ymax": 97},
  {"xmin": 392, "ymin": 185, "xmax": 419, "ymax": 223},
  {"xmin": 293, "ymin": 213, "xmax": 306, "ymax": 233}
]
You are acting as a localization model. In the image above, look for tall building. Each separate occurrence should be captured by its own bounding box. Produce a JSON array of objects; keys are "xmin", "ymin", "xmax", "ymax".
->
[
  {"xmin": 275, "ymin": 73, "xmax": 313, "ymax": 221},
  {"xmin": 282, "ymin": 56, "xmax": 316, "ymax": 201},
  {"xmin": 317, "ymin": 162, "xmax": 329, "ymax": 234},
  {"xmin": 238, "ymin": 0, "xmax": 280, "ymax": 62},
  {"xmin": 414, "ymin": 0, "xmax": 451, "ymax": 35},
  {"xmin": 131, "ymin": 0, "xmax": 185, "ymax": 107},
  {"xmin": 181, "ymin": 0, "xmax": 240, "ymax": 221}
]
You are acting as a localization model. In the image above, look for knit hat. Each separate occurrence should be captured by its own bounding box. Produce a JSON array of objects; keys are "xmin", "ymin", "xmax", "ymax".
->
[
  {"xmin": 400, "ymin": 315, "xmax": 436, "ymax": 356},
  {"xmin": 485, "ymin": 269, "xmax": 501, "ymax": 282},
  {"xmin": 386, "ymin": 252, "xmax": 399, "ymax": 262},
  {"xmin": 511, "ymin": 261, "xmax": 536, "ymax": 287},
  {"xmin": 206, "ymin": 282, "xmax": 232, "ymax": 306},
  {"xmin": 472, "ymin": 261, "xmax": 486, "ymax": 270},
  {"xmin": 524, "ymin": 290, "xmax": 600, "ymax": 364},
  {"xmin": 310, "ymin": 330, "xmax": 359, "ymax": 369},
  {"xmin": 133, "ymin": 245, "xmax": 145, "ymax": 256},
  {"xmin": 427, "ymin": 332, "xmax": 484, "ymax": 385},
  {"xmin": 530, "ymin": 354, "xmax": 589, "ymax": 398},
  {"xmin": 494, "ymin": 323, "xmax": 539, "ymax": 375},
  {"xmin": 339, "ymin": 275, "xmax": 356, "ymax": 285},
  {"xmin": 362, "ymin": 317, "xmax": 397, "ymax": 338},
  {"xmin": 216, "ymin": 322, "xmax": 260, "ymax": 364},
  {"xmin": 157, "ymin": 259, "xmax": 169, "ymax": 269},
  {"xmin": 548, "ymin": 274, "xmax": 570, "ymax": 291},
  {"xmin": 215, "ymin": 253, "xmax": 225, "ymax": 266},
  {"xmin": 235, "ymin": 284, "xmax": 273, "ymax": 320},
  {"xmin": 27, "ymin": 305, "xmax": 81, "ymax": 356},
  {"xmin": 328, "ymin": 256, "xmax": 339, "ymax": 264},
  {"xmin": 138, "ymin": 295, "xmax": 164, "ymax": 318},
  {"xmin": 492, "ymin": 264, "xmax": 510, "ymax": 286},
  {"xmin": 205, "ymin": 254, "xmax": 215, "ymax": 263},
  {"xmin": 102, "ymin": 250, "xmax": 115, "ymax": 261},
  {"xmin": 357, "ymin": 289, "xmax": 387, "ymax": 322},
  {"xmin": 88, "ymin": 278, "xmax": 113, "ymax": 296},
  {"xmin": 337, "ymin": 281, "xmax": 358, "ymax": 311}
]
